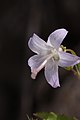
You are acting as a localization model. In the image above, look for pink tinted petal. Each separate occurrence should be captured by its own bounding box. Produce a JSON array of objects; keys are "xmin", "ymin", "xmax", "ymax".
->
[
  {"xmin": 28, "ymin": 54, "xmax": 49, "ymax": 68},
  {"xmin": 28, "ymin": 54, "xmax": 49, "ymax": 79},
  {"xmin": 47, "ymin": 28, "xmax": 68, "ymax": 49},
  {"xmin": 45, "ymin": 59, "xmax": 60, "ymax": 88},
  {"xmin": 28, "ymin": 33, "xmax": 50, "ymax": 54},
  {"xmin": 58, "ymin": 51, "xmax": 80, "ymax": 67}
]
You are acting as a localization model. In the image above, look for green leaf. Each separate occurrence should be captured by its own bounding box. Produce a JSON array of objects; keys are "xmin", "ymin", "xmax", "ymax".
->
[
  {"xmin": 57, "ymin": 114, "xmax": 76, "ymax": 120},
  {"xmin": 34, "ymin": 112, "xmax": 78, "ymax": 120},
  {"xmin": 34, "ymin": 112, "xmax": 57, "ymax": 120}
]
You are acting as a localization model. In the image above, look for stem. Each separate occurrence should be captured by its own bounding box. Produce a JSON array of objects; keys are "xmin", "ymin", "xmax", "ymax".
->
[
  {"xmin": 71, "ymin": 68, "xmax": 77, "ymax": 75},
  {"xmin": 66, "ymin": 49, "xmax": 77, "ymax": 55},
  {"xmin": 71, "ymin": 66, "xmax": 80, "ymax": 79}
]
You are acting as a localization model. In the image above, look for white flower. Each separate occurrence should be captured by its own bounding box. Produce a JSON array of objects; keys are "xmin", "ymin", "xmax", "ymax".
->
[{"xmin": 28, "ymin": 28, "xmax": 80, "ymax": 88}]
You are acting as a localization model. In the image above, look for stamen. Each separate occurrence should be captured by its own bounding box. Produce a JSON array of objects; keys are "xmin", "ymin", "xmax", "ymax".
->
[{"xmin": 51, "ymin": 49, "xmax": 60, "ymax": 61}]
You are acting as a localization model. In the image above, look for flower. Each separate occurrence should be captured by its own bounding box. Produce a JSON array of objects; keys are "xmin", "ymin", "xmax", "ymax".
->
[{"xmin": 28, "ymin": 28, "xmax": 80, "ymax": 88}]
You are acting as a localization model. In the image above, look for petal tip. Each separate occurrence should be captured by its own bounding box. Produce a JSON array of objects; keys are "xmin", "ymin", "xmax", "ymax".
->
[
  {"xmin": 48, "ymin": 81, "xmax": 60, "ymax": 88},
  {"xmin": 31, "ymin": 73, "xmax": 36, "ymax": 79},
  {"xmin": 28, "ymin": 37, "xmax": 32, "ymax": 49},
  {"xmin": 28, "ymin": 33, "xmax": 37, "ymax": 48},
  {"xmin": 31, "ymin": 69, "xmax": 38, "ymax": 79},
  {"xmin": 59, "ymin": 28, "xmax": 68, "ymax": 35},
  {"xmin": 33, "ymin": 33, "xmax": 37, "ymax": 38},
  {"xmin": 53, "ymin": 84, "xmax": 60, "ymax": 88}
]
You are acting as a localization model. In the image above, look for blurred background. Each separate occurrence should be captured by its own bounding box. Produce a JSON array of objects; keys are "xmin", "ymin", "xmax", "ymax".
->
[{"xmin": 0, "ymin": 0, "xmax": 80, "ymax": 120}]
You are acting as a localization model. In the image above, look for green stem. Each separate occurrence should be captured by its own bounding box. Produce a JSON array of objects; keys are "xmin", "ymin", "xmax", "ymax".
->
[
  {"xmin": 72, "ymin": 66, "xmax": 80, "ymax": 78},
  {"xmin": 66, "ymin": 49, "xmax": 77, "ymax": 55}
]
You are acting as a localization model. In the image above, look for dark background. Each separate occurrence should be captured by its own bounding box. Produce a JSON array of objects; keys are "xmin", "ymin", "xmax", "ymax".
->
[{"xmin": 0, "ymin": 0, "xmax": 80, "ymax": 120}]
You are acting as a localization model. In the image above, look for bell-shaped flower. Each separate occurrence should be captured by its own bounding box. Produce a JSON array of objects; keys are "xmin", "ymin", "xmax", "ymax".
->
[{"xmin": 28, "ymin": 28, "xmax": 80, "ymax": 88}]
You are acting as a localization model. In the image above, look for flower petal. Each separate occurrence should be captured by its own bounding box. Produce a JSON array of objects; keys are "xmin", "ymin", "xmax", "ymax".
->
[
  {"xmin": 58, "ymin": 51, "xmax": 80, "ymax": 67},
  {"xmin": 47, "ymin": 28, "xmax": 68, "ymax": 49},
  {"xmin": 28, "ymin": 33, "xmax": 50, "ymax": 54},
  {"xmin": 45, "ymin": 59, "xmax": 60, "ymax": 88},
  {"xmin": 28, "ymin": 54, "xmax": 49, "ymax": 79}
]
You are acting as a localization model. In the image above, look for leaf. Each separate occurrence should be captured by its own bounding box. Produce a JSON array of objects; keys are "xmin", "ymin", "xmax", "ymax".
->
[
  {"xmin": 34, "ymin": 112, "xmax": 57, "ymax": 120},
  {"xmin": 57, "ymin": 114, "xmax": 77, "ymax": 120},
  {"xmin": 34, "ymin": 112, "xmax": 78, "ymax": 120}
]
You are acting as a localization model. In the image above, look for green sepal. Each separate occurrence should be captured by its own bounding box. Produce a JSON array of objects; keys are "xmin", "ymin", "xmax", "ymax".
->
[
  {"xmin": 76, "ymin": 63, "xmax": 80, "ymax": 71},
  {"xmin": 64, "ymin": 66, "xmax": 73, "ymax": 71}
]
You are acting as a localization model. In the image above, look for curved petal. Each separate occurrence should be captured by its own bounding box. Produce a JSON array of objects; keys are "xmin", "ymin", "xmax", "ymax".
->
[
  {"xmin": 58, "ymin": 51, "xmax": 80, "ymax": 67},
  {"xmin": 28, "ymin": 33, "xmax": 50, "ymax": 54},
  {"xmin": 28, "ymin": 54, "xmax": 49, "ymax": 79},
  {"xmin": 45, "ymin": 59, "xmax": 60, "ymax": 88},
  {"xmin": 47, "ymin": 28, "xmax": 68, "ymax": 49}
]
